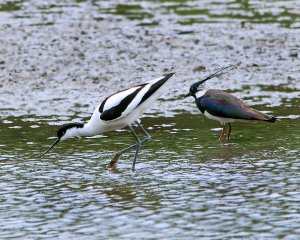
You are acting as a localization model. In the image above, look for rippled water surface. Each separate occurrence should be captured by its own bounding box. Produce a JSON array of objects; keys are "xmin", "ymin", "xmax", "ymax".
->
[
  {"xmin": 1, "ymin": 0, "xmax": 300, "ymax": 239},
  {"xmin": 1, "ymin": 109, "xmax": 300, "ymax": 239}
]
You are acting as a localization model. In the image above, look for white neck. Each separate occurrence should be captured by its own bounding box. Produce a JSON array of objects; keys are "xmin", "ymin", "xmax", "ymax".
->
[
  {"xmin": 77, "ymin": 124, "xmax": 96, "ymax": 137},
  {"xmin": 60, "ymin": 123, "xmax": 100, "ymax": 141}
]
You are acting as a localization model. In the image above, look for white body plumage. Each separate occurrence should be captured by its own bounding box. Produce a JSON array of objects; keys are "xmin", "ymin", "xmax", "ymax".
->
[{"xmin": 60, "ymin": 73, "xmax": 175, "ymax": 141}]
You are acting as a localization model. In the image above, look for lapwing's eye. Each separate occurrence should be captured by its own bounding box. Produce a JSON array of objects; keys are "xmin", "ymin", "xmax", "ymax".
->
[{"xmin": 190, "ymin": 86, "xmax": 197, "ymax": 93}]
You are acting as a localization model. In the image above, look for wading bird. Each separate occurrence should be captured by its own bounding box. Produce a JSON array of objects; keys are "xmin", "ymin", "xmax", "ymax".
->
[
  {"xmin": 41, "ymin": 73, "xmax": 175, "ymax": 170},
  {"xmin": 185, "ymin": 65, "xmax": 277, "ymax": 142}
]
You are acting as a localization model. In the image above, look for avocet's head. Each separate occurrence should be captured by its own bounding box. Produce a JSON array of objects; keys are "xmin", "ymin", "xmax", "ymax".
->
[
  {"xmin": 57, "ymin": 123, "xmax": 84, "ymax": 141},
  {"xmin": 41, "ymin": 123, "xmax": 84, "ymax": 156},
  {"xmin": 184, "ymin": 64, "xmax": 238, "ymax": 98}
]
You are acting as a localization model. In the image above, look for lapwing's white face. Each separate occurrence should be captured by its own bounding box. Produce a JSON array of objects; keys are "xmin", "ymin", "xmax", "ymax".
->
[
  {"xmin": 190, "ymin": 83, "xmax": 205, "ymax": 94},
  {"xmin": 196, "ymin": 83, "xmax": 206, "ymax": 92},
  {"xmin": 185, "ymin": 82, "xmax": 206, "ymax": 98},
  {"xmin": 195, "ymin": 88, "xmax": 207, "ymax": 98},
  {"xmin": 190, "ymin": 83, "xmax": 206, "ymax": 98}
]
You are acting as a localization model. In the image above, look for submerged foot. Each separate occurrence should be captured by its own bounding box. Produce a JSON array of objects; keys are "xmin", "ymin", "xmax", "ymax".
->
[{"xmin": 109, "ymin": 153, "xmax": 121, "ymax": 168}]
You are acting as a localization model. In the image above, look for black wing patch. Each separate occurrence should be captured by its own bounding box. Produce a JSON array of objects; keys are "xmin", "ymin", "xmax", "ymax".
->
[
  {"xmin": 138, "ymin": 73, "xmax": 174, "ymax": 106},
  {"xmin": 99, "ymin": 97, "xmax": 108, "ymax": 113},
  {"xmin": 99, "ymin": 84, "xmax": 147, "ymax": 114},
  {"xmin": 99, "ymin": 72, "xmax": 174, "ymax": 121},
  {"xmin": 100, "ymin": 87, "xmax": 142, "ymax": 121}
]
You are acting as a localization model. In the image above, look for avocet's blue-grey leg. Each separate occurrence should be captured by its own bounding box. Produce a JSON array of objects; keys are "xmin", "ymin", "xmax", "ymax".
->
[
  {"xmin": 109, "ymin": 122, "xmax": 152, "ymax": 170},
  {"xmin": 135, "ymin": 120, "xmax": 152, "ymax": 143},
  {"xmin": 109, "ymin": 125, "xmax": 141, "ymax": 171},
  {"xmin": 128, "ymin": 125, "xmax": 141, "ymax": 171}
]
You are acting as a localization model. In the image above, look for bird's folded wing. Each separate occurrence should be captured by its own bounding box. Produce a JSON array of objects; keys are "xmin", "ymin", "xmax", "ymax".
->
[
  {"xmin": 99, "ymin": 86, "xmax": 145, "ymax": 121},
  {"xmin": 99, "ymin": 73, "xmax": 174, "ymax": 122},
  {"xmin": 200, "ymin": 93, "xmax": 265, "ymax": 120}
]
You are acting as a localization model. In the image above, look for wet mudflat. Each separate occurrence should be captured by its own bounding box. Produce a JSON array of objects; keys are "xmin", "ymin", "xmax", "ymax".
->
[{"xmin": 0, "ymin": 0, "xmax": 300, "ymax": 239}]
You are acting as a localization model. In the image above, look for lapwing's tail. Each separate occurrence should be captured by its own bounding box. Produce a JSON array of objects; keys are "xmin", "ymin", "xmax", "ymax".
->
[
  {"xmin": 249, "ymin": 107, "xmax": 279, "ymax": 123},
  {"xmin": 264, "ymin": 115, "xmax": 279, "ymax": 123}
]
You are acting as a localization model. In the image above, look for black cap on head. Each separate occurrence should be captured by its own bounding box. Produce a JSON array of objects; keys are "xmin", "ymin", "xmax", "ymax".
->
[
  {"xmin": 40, "ymin": 122, "xmax": 84, "ymax": 157},
  {"xmin": 57, "ymin": 123, "xmax": 84, "ymax": 139}
]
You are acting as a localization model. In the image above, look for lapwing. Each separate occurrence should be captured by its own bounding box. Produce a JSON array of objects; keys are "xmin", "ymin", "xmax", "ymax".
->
[{"xmin": 185, "ymin": 65, "xmax": 277, "ymax": 141}]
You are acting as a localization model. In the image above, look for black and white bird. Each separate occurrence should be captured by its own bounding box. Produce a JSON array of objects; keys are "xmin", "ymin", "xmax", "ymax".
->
[
  {"xmin": 41, "ymin": 73, "xmax": 175, "ymax": 170},
  {"xmin": 185, "ymin": 65, "xmax": 277, "ymax": 142}
]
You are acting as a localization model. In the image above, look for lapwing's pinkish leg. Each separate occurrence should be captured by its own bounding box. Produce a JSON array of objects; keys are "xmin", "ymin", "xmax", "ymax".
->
[
  {"xmin": 218, "ymin": 125, "xmax": 226, "ymax": 142},
  {"xmin": 227, "ymin": 123, "xmax": 232, "ymax": 142}
]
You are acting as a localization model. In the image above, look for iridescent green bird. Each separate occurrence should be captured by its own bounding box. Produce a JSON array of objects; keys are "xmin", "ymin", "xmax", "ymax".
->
[{"xmin": 185, "ymin": 65, "xmax": 278, "ymax": 142}]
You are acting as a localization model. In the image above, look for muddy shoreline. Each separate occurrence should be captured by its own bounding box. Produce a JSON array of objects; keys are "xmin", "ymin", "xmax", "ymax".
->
[{"xmin": 0, "ymin": 1, "xmax": 299, "ymax": 118}]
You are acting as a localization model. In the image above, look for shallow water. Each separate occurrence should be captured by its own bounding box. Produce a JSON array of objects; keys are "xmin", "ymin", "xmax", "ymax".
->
[
  {"xmin": 1, "ymin": 105, "xmax": 300, "ymax": 239},
  {"xmin": 1, "ymin": 0, "xmax": 300, "ymax": 239}
]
